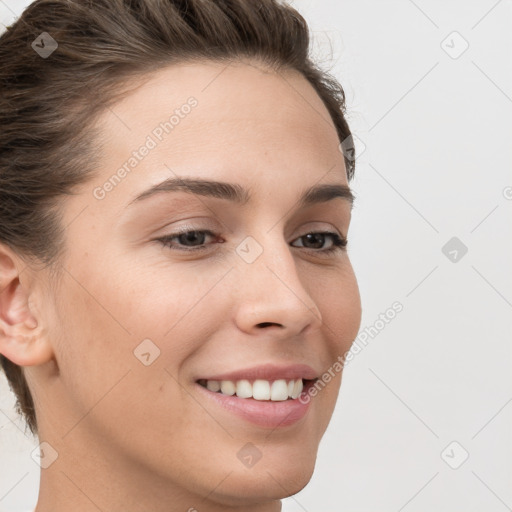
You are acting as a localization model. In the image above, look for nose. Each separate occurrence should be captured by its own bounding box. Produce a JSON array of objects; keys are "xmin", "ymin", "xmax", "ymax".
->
[{"xmin": 233, "ymin": 236, "xmax": 323, "ymax": 338}]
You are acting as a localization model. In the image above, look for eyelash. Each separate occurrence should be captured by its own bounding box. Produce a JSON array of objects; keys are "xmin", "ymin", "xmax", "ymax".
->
[{"xmin": 155, "ymin": 229, "xmax": 348, "ymax": 255}]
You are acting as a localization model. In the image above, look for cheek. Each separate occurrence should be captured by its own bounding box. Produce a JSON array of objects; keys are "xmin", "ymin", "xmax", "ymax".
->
[
  {"xmin": 49, "ymin": 260, "xmax": 205, "ymax": 443},
  {"xmin": 309, "ymin": 262, "xmax": 362, "ymax": 352},
  {"xmin": 114, "ymin": 256, "xmax": 232, "ymax": 345},
  {"xmin": 53, "ymin": 269, "xmax": 133, "ymax": 369},
  {"xmin": 300, "ymin": 263, "xmax": 361, "ymax": 419}
]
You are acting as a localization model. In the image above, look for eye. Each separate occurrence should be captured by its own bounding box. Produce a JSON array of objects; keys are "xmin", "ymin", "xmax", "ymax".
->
[
  {"xmin": 156, "ymin": 229, "xmax": 219, "ymax": 252},
  {"xmin": 291, "ymin": 231, "xmax": 347, "ymax": 254},
  {"xmin": 155, "ymin": 229, "xmax": 347, "ymax": 254}
]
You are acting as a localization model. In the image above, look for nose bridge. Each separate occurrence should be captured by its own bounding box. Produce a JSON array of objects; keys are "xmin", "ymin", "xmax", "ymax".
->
[{"xmin": 232, "ymin": 232, "xmax": 323, "ymax": 334}]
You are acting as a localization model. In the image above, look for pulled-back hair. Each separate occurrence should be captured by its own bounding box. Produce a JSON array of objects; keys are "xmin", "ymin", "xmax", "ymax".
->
[{"xmin": 0, "ymin": 0, "xmax": 355, "ymax": 437}]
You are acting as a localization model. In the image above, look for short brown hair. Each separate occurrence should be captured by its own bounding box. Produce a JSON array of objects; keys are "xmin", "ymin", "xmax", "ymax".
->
[{"xmin": 0, "ymin": 0, "xmax": 355, "ymax": 437}]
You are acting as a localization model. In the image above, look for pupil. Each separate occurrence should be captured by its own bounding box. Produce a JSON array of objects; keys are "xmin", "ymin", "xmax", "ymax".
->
[
  {"xmin": 179, "ymin": 231, "xmax": 205, "ymax": 246},
  {"xmin": 304, "ymin": 233, "xmax": 324, "ymax": 249}
]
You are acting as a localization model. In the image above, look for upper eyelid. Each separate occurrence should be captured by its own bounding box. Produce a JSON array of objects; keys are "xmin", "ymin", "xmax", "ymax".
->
[
  {"xmin": 159, "ymin": 218, "xmax": 345, "ymax": 236},
  {"xmin": 145, "ymin": 202, "xmax": 349, "ymax": 232}
]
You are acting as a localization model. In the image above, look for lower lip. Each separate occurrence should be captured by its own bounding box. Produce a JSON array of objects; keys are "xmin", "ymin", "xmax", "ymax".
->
[{"xmin": 195, "ymin": 381, "xmax": 314, "ymax": 428}]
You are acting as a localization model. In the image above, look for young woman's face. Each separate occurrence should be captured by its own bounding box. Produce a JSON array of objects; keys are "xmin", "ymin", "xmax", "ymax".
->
[{"xmin": 27, "ymin": 61, "xmax": 361, "ymax": 509}]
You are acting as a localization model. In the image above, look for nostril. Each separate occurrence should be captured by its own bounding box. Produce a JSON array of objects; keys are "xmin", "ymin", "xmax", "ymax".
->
[{"xmin": 257, "ymin": 322, "xmax": 282, "ymax": 328}]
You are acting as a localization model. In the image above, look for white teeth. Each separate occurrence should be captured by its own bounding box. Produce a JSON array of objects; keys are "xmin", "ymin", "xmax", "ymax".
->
[
  {"xmin": 206, "ymin": 380, "xmax": 220, "ymax": 392},
  {"xmin": 291, "ymin": 379, "xmax": 303, "ymax": 399},
  {"xmin": 252, "ymin": 379, "xmax": 270, "ymax": 400},
  {"xmin": 235, "ymin": 379, "xmax": 252, "ymax": 399},
  {"xmin": 201, "ymin": 378, "xmax": 306, "ymax": 401},
  {"xmin": 270, "ymin": 379, "xmax": 289, "ymax": 401},
  {"xmin": 220, "ymin": 380, "xmax": 236, "ymax": 396}
]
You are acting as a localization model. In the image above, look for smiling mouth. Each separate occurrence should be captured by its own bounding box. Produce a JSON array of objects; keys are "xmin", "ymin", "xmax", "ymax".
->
[{"xmin": 196, "ymin": 378, "xmax": 317, "ymax": 401}]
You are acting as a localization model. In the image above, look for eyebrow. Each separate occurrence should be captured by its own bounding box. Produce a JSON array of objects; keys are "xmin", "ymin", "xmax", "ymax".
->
[{"xmin": 128, "ymin": 177, "xmax": 354, "ymax": 209}]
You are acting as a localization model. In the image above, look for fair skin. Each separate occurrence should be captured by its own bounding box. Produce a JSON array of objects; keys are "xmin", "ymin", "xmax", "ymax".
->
[{"xmin": 0, "ymin": 60, "xmax": 361, "ymax": 512}]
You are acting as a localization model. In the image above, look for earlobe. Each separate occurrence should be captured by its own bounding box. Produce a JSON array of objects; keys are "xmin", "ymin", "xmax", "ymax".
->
[
  {"xmin": 0, "ymin": 326, "xmax": 54, "ymax": 367},
  {"xmin": 0, "ymin": 244, "xmax": 54, "ymax": 367}
]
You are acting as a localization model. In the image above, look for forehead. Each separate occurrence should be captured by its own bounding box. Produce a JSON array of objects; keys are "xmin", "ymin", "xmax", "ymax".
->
[{"xmin": 97, "ymin": 60, "xmax": 342, "ymax": 167}]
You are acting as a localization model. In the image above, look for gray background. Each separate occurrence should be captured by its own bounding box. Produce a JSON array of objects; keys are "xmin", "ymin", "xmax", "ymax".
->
[{"xmin": 1, "ymin": 0, "xmax": 511, "ymax": 511}]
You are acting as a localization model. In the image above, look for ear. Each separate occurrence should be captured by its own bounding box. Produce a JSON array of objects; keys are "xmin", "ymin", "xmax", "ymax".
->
[{"xmin": 0, "ymin": 243, "xmax": 54, "ymax": 367}]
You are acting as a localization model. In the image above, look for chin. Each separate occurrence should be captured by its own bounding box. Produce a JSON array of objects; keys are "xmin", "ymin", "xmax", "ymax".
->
[{"xmin": 208, "ymin": 454, "xmax": 316, "ymax": 507}]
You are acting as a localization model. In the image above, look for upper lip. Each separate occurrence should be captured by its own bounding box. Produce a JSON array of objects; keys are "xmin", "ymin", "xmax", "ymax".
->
[{"xmin": 196, "ymin": 363, "xmax": 319, "ymax": 382}]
